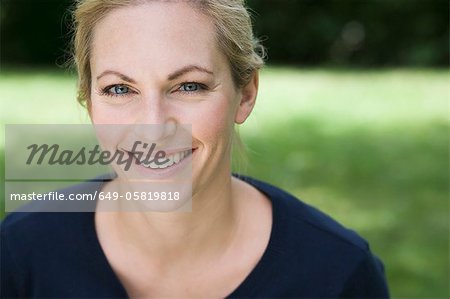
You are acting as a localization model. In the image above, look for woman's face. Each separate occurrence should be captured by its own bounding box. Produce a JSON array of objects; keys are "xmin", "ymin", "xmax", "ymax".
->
[{"xmin": 89, "ymin": 2, "xmax": 256, "ymax": 196}]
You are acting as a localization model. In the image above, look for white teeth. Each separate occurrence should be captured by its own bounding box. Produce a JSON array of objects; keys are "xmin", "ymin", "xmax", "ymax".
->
[
  {"xmin": 137, "ymin": 149, "xmax": 191, "ymax": 169},
  {"xmin": 174, "ymin": 152, "xmax": 181, "ymax": 163}
]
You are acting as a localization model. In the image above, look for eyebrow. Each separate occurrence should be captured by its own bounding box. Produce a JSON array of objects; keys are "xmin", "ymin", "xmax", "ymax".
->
[
  {"xmin": 167, "ymin": 65, "xmax": 214, "ymax": 80},
  {"xmin": 96, "ymin": 65, "xmax": 214, "ymax": 83},
  {"xmin": 96, "ymin": 71, "xmax": 136, "ymax": 84}
]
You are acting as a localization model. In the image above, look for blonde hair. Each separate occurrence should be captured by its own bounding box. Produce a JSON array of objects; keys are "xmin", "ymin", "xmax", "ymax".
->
[{"xmin": 71, "ymin": 0, "xmax": 266, "ymax": 108}]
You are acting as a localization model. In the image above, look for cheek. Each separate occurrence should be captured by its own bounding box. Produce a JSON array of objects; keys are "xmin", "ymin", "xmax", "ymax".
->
[
  {"xmin": 90, "ymin": 96, "xmax": 111, "ymax": 124},
  {"xmin": 190, "ymin": 95, "xmax": 237, "ymax": 148},
  {"xmin": 89, "ymin": 99, "xmax": 137, "ymax": 125}
]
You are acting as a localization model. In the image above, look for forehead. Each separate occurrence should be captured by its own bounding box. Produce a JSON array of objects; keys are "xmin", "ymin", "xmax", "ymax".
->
[{"xmin": 90, "ymin": 2, "xmax": 226, "ymax": 76}]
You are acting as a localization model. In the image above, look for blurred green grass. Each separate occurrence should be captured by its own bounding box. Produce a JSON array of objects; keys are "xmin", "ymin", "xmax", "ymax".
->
[{"xmin": 1, "ymin": 67, "xmax": 449, "ymax": 298}]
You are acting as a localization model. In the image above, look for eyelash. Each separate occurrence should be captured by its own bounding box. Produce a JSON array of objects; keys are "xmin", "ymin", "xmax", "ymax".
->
[
  {"xmin": 100, "ymin": 84, "xmax": 135, "ymax": 98},
  {"xmin": 178, "ymin": 82, "xmax": 209, "ymax": 94},
  {"xmin": 100, "ymin": 82, "xmax": 208, "ymax": 98}
]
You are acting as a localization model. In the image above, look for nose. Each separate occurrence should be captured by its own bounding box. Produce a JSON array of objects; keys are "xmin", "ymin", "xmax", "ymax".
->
[{"xmin": 133, "ymin": 92, "xmax": 177, "ymax": 142}]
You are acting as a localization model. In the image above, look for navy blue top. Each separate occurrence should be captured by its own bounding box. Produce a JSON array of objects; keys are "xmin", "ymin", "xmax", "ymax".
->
[{"xmin": 1, "ymin": 176, "xmax": 389, "ymax": 298}]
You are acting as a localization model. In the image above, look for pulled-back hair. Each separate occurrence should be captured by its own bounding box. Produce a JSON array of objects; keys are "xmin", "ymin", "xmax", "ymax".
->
[{"xmin": 71, "ymin": 0, "xmax": 266, "ymax": 108}]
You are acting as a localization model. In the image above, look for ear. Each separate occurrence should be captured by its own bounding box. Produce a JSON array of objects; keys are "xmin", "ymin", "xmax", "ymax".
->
[{"xmin": 235, "ymin": 71, "xmax": 259, "ymax": 124}]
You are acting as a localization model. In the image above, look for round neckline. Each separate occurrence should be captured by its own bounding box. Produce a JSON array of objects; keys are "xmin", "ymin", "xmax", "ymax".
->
[
  {"xmin": 84, "ymin": 175, "xmax": 285, "ymax": 298},
  {"xmin": 226, "ymin": 175, "xmax": 285, "ymax": 297},
  {"xmin": 83, "ymin": 177, "xmax": 129, "ymax": 298}
]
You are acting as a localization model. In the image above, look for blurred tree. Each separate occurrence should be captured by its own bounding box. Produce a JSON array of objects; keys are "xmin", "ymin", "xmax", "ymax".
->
[
  {"xmin": 1, "ymin": 0, "xmax": 448, "ymax": 67},
  {"xmin": 247, "ymin": 0, "xmax": 449, "ymax": 67},
  {"xmin": 1, "ymin": 0, "xmax": 73, "ymax": 66}
]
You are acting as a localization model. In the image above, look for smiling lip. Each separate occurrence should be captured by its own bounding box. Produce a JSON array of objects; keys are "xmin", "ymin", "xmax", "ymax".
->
[
  {"xmin": 134, "ymin": 148, "xmax": 192, "ymax": 169},
  {"xmin": 127, "ymin": 148, "xmax": 196, "ymax": 177}
]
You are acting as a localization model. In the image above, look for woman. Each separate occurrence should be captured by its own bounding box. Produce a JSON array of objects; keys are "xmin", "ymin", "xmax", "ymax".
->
[{"xmin": 1, "ymin": 0, "xmax": 389, "ymax": 297}]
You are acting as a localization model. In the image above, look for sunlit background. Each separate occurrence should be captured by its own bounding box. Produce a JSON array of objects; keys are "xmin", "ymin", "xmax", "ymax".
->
[{"xmin": 1, "ymin": 0, "xmax": 448, "ymax": 298}]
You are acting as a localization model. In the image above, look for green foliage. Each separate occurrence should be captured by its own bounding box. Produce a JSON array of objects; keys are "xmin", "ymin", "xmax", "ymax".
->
[
  {"xmin": 247, "ymin": 0, "xmax": 449, "ymax": 66},
  {"xmin": 0, "ymin": 68, "xmax": 448, "ymax": 297},
  {"xmin": 1, "ymin": 0, "xmax": 448, "ymax": 66},
  {"xmin": 240, "ymin": 119, "xmax": 448, "ymax": 297},
  {"xmin": 236, "ymin": 67, "xmax": 449, "ymax": 298},
  {"xmin": 1, "ymin": 0, "xmax": 74, "ymax": 66}
]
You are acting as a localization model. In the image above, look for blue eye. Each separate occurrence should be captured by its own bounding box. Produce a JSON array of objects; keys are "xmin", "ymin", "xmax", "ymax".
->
[
  {"xmin": 108, "ymin": 85, "xmax": 129, "ymax": 95},
  {"xmin": 180, "ymin": 83, "xmax": 202, "ymax": 92}
]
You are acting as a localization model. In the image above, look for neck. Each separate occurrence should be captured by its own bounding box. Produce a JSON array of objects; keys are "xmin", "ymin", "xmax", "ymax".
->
[{"xmin": 105, "ymin": 171, "xmax": 242, "ymax": 263}]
